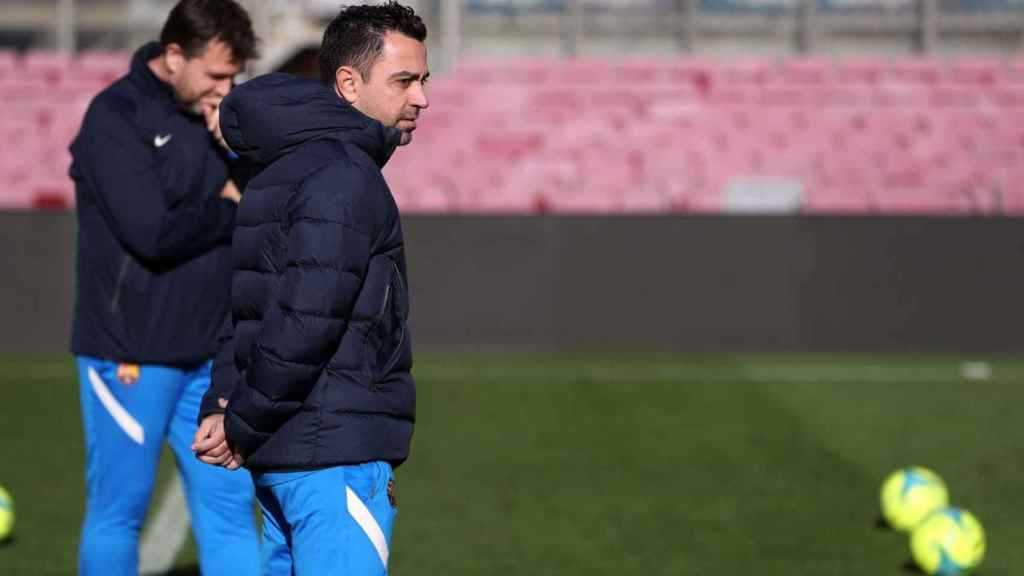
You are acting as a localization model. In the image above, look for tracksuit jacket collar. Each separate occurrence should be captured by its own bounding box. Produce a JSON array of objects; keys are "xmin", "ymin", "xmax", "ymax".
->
[
  {"xmin": 219, "ymin": 72, "xmax": 402, "ymax": 169},
  {"xmin": 129, "ymin": 42, "xmax": 178, "ymax": 109}
]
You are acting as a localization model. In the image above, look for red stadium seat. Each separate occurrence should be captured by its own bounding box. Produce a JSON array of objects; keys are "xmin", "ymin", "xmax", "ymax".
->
[
  {"xmin": 888, "ymin": 58, "xmax": 944, "ymax": 85},
  {"xmin": 29, "ymin": 178, "xmax": 75, "ymax": 210},
  {"xmin": 835, "ymin": 56, "xmax": 885, "ymax": 85},
  {"xmin": 946, "ymin": 57, "xmax": 1004, "ymax": 86},
  {"xmin": 7, "ymin": 53, "xmax": 1022, "ymax": 215},
  {"xmin": 0, "ymin": 49, "xmax": 17, "ymax": 75},
  {"xmin": 76, "ymin": 51, "xmax": 130, "ymax": 84},
  {"xmin": 713, "ymin": 58, "xmax": 776, "ymax": 86},
  {"xmin": 779, "ymin": 57, "xmax": 833, "ymax": 85},
  {"xmin": 21, "ymin": 50, "xmax": 73, "ymax": 85}
]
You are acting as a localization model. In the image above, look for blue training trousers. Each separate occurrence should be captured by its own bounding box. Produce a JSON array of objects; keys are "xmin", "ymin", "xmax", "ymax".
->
[
  {"xmin": 76, "ymin": 356, "xmax": 259, "ymax": 576},
  {"xmin": 255, "ymin": 462, "xmax": 398, "ymax": 576}
]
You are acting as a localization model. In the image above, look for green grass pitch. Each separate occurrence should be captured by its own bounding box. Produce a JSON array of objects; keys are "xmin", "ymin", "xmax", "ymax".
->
[{"xmin": 1, "ymin": 354, "xmax": 1022, "ymax": 575}]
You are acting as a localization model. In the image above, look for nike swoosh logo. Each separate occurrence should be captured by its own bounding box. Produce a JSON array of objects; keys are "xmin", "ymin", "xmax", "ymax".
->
[{"xmin": 154, "ymin": 134, "xmax": 173, "ymax": 148}]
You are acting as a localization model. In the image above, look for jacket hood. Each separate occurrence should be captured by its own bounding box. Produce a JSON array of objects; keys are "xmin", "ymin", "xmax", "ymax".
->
[{"xmin": 220, "ymin": 73, "xmax": 402, "ymax": 167}]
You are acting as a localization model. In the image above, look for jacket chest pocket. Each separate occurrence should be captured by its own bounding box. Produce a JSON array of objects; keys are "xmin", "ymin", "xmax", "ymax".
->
[{"xmin": 364, "ymin": 259, "xmax": 407, "ymax": 384}]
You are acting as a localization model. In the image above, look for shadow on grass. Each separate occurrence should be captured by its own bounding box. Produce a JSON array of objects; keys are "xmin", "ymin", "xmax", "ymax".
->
[
  {"xmin": 163, "ymin": 567, "xmax": 200, "ymax": 576},
  {"xmin": 902, "ymin": 560, "xmax": 926, "ymax": 574}
]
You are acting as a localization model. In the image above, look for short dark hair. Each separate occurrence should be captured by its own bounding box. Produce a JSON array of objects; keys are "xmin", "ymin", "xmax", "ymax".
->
[
  {"xmin": 160, "ymin": 0, "xmax": 260, "ymax": 63},
  {"xmin": 318, "ymin": 1, "xmax": 427, "ymax": 85}
]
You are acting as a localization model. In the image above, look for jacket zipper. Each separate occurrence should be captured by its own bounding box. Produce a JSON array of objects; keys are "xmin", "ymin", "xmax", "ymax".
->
[
  {"xmin": 372, "ymin": 261, "xmax": 406, "ymax": 387},
  {"xmin": 110, "ymin": 255, "xmax": 130, "ymax": 313},
  {"xmin": 376, "ymin": 283, "xmax": 391, "ymax": 321}
]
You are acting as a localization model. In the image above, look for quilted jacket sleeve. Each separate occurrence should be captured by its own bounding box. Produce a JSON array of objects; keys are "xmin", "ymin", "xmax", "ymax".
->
[
  {"xmin": 224, "ymin": 162, "xmax": 376, "ymax": 458},
  {"xmin": 198, "ymin": 314, "xmax": 239, "ymax": 422}
]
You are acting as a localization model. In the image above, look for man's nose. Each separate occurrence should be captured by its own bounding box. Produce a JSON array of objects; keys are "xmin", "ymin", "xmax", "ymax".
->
[
  {"xmin": 411, "ymin": 82, "xmax": 429, "ymax": 110},
  {"xmin": 214, "ymin": 79, "xmax": 232, "ymax": 98}
]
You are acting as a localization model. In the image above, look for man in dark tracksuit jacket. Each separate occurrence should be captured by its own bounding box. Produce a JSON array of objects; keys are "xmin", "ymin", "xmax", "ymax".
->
[
  {"xmin": 68, "ymin": 2, "xmax": 259, "ymax": 574},
  {"xmin": 191, "ymin": 3, "xmax": 428, "ymax": 574}
]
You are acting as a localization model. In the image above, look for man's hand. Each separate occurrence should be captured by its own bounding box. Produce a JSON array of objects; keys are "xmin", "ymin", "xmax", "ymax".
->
[
  {"xmin": 221, "ymin": 179, "xmax": 242, "ymax": 204},
  {"xmin": 191, "ymin": 398, "xmax": 241, "ymax": 469},
  {"xmin": 202, "ymin": 99, "xmax": 229, "ymax": 151}
]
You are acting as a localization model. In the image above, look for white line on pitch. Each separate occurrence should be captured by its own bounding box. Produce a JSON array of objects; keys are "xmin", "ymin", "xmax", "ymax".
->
[{"xmin": 139, "ymin": 475, "xmax": 190, "ymax": 576}]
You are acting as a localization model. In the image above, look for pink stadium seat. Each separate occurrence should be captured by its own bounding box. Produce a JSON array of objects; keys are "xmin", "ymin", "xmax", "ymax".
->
[
  {"xmin": 0, "ymin": 77, "xmax": 50, "ymax": 101},
  {"xmin": 477, "ymin": 129, "xmax": 544, "ymax": 160},
  {"xmin": 0, "ymin": 186, "xmax": 34, "ymax": 210},
  {"xmin": 557, "ymin": 57, "xmax": 614, "ymax": 85},
  {"xmin": 618, "ymin": 184, "xmax": 674, "ymax": 213},
  {"xmin": 759, "ymin": 86, "xmax": 812, "ymax": 106},
  {"xmin": 946, "ymin": 57, "xmax": 1003, "ymax": 86},
  {"xmin": 76, "ymin": 51, "xmax": 130, "ymax": 84},
  {"xmin": 928, "ymin": 86, "xmax": 981, "ymax": 107},
  {"xmin": 835, "ymin": 57, "xmax": 885, "ymax": 85},
  {"xmin": 7, "ymin": 55, "xmax": 1020, "ymax": 215},
  {"xmin": 0, "ymin": 50, "xmax": 17, "ymax": 74},
  {"xmin": 646, "ymin": 86, "xmax": 701, "ymax": 109},
  {"xmin": 872, "ymin": 83, "xmax": 930, "ymax": 107},
  {"xmin": 707, "ymin": 84, "xmax": 756, "ymax": 106},
  {"xmin": 993, "ymin": 86, "xmax": 1024, "ymax": 107},
  {"xmin": 888, "ymin": 59, "xmax": 943, "ymax": 85},
  {"xmin": 587, "ymin": 88, "xmax": 647, "ymax": 111},
  {"xmin": 812, "ymin": 86, "xmax": 871, "ymax": 107},
  {"xmin": 779, "ymin": 57, "xmax": 833, "ymax": 85},
  {"xmin": 21, "ymin": 50, "xmax": 73, "ymax": 85},
  {"xmin": 713, "ymin": 59, "xmax": 775, "ymax": 86},
  {"xmin": 665, "ymin": 58, "xmax": 714, "ymax": 95},
  {"xmin": 527, "ymin": 87, "xmax": 583, "ymax": 109},
  {"xmin": 461, "ymin": 79, "xmax": 528, "ymax": 110},
  {"xmin": 613, "ymin": 58, "xmax": 667, "ymax": 84}
]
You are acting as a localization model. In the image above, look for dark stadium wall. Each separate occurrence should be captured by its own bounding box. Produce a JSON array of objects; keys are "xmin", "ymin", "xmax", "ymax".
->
[
  {"xmin": 3, "ymin": 212, "xmax": 1024, "ymax": 356},
  {"xmin": 0, "ymin": 212, "xmax": 76, "ymax": 357}
]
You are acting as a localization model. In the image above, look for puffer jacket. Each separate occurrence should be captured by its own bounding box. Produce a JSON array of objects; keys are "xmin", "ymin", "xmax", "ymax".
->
[{"xmin": 201, "ymin": 73, "xmax": 414, "ymax": 471}]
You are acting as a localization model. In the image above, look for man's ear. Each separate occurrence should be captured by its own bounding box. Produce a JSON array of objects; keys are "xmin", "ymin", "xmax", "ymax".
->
[
  {"xmin": 335, "ymin": 66, "xmax": 361, "ymax": 105},
  {"xmin": 165, "ymin": 43, "xmax": 187, "ymax": 75}
]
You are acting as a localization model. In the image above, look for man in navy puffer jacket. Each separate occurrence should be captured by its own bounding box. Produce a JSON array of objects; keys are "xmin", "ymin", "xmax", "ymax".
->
[{"xmin": 190, "ymin": 3, "xmax": 427, "ymax": 574}]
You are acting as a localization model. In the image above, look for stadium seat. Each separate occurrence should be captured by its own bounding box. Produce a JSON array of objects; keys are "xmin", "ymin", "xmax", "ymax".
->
[
  {"xmin": 76, "ymin": 51, "xmax": 131, "ymax": 82},
  {"xmin": 713, "ymin": 58, "xmax": 775, "ymax": 85},
  {"xmin": 946, "ymin": 57, "xmax": 1004, "ymax": 86},
  {"xmin": 21, "ymin": 50, "xmax": 73, "ymax": 85},
  {"xmin": 835, "ymin": 56, "xmax": 885, "ymax": 84},
  {"xmin": 28, "ymin": 177, "xmax": 75, "ymax": 209},
  {"xmin": 4, "ymin": 52, "xmax": 1023, "ymax": 216},
  {"xmin": 779, "ymin": 57, "xmax": 834, "ymax": 85},
  {"xmin": 887, "ymin": 58, "xmax": 944, "ymax": 85},
  {"xmin": 0, "ymin": 50, "xmax": 17, "ymax": 75}
]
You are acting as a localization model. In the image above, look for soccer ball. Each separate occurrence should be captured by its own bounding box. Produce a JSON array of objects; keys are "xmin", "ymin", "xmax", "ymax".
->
[
  {"xmin": 910, "ymin": 507, "xmax": 986, "ymax": 575},
  {"xmin": 0, "ymin": 485, "xmax": 13, "ymax": 541},
  {"xmin": 880, "ymin": 466, "xmax": 949, "ymax": 531}
]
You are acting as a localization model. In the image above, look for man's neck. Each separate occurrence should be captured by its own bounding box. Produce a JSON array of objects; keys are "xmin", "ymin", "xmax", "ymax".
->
[{"xmin": 148, "ymin": 55, "xmax": 172, "ymax": 85}]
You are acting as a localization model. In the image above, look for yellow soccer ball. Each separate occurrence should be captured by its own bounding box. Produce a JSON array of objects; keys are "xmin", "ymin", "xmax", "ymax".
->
[
  {"xmin": 0, "ymin": 485, "xmax": 13, "ymax": 541},
  {"xmin": 880, "ymin": 466, "xmax": 949, "ymax": 531},
  {"xmin": 910, "ymin": 507, "xmax": 986, "ymax": 575}
]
